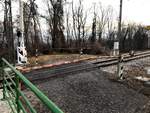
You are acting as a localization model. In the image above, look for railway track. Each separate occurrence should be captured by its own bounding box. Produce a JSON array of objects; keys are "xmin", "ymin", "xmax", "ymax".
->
[
  {"xmin": 24, "ymin": 51, "xmax": 150, "ymax": 82},
  {"xmin": 25, "ymin": 62, "xmax": 97, "ymax": 82},
  {"xmin": 92, "ymin": 51, "xmax": 150, "ymax": 67}
]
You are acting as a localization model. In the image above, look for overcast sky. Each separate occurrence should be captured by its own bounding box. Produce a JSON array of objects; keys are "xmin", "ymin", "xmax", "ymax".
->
[
  {"xmin": 76, "ymin": 0, "xmax": 150, "ymax": 25},
  {"xmin": 0, "ymin": 0, "xmax": 150, "ymax": 25}
]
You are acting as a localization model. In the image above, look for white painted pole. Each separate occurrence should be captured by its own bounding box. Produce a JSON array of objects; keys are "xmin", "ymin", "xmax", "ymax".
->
[{"xmin": 17, "ymin": 0, "xmax": 27, "ymax": 64}]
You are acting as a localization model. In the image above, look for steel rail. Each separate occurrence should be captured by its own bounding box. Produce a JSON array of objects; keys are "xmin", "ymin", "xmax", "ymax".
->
[{"xmin": 25, "ymin": 51, "xmax": 150, "ymax": 83}]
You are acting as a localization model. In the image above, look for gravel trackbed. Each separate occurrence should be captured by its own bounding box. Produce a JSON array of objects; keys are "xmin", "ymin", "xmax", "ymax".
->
[{"xmin": 30, "ymin": 69, "xmax": 150, "ymax": 113}]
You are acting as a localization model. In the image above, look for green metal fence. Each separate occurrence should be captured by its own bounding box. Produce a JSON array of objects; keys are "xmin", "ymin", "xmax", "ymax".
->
[{"xmin": 0, "ymin": 58, "xmax": 64, "ymax": 113}]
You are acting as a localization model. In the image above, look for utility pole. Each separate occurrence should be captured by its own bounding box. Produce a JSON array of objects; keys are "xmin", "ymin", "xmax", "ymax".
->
[
  {"xmin": 117, "ymin": 0, "xmax": 124, "ymax": 80},
  {"xmin": 113, "ymin": 0, "xmax": 123, "ymax": 56},
  {"xmin": 118, "ymin": 0, "xmax": 123, "ymax": 48},
  {"xmin": 17, "ymin": 0, "xmax": 27, "ymax": 64}
]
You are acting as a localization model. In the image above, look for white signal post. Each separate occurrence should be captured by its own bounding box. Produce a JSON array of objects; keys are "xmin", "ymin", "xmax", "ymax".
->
[{"xmin": 17, "ymin": 0, "xmax": 27, "ymax": 64}]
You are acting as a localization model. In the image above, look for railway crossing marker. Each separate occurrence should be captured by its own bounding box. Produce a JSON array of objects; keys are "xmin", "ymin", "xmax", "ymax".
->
[
  {"xmin": 17, "ymin": 46, "xmax": 27, "ymax": 64},
  {"xmin": 117, "ymin": 55, "xmax": 124, "ymax": 79}
]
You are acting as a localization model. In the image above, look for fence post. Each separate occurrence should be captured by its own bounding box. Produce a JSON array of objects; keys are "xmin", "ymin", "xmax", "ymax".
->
[{"xmin": 15, "ymin": 75, "xmax": 20, "ymax": 113}]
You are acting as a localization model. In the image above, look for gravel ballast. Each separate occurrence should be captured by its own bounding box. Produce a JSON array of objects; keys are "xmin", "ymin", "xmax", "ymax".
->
[{"xmin": 33, "ymin": 69, "xmax": 149, "ymax": 113}]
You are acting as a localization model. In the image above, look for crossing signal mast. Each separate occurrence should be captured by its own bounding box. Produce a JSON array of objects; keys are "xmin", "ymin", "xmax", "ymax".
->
[{"xmin": 17, "ymin": 0, "xmax": 28, "ymax": 64}]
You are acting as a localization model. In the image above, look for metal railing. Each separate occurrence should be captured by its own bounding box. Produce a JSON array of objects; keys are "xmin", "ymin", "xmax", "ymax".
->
[{"xmin": 0, "ymin": 58, "xmax": 64, "ymax": 113}]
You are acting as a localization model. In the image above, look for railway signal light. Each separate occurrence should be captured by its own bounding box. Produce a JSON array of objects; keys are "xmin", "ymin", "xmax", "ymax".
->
[{"xmin": 17, "ymin": 30, "xmax": 21, "ymax": 38}]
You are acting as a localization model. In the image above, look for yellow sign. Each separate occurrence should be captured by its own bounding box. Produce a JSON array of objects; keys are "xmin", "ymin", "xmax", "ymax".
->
[{"xmin": 145, "ymin": 26, "xmax": 150, "ymax": 30}]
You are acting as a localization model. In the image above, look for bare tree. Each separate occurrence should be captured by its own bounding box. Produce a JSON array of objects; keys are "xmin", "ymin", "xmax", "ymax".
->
[
  {"xmin": 23, "ymin": 0, "xmax": 43, "ymax": 54},
  {"xmin": 90, "ymin": 4, "xmax": 97, "ymax": 45},
  {"xmin": 0, "ymin": 21, "xmax": 4, "ymax": 47},
  {"xmin": 97, "ymin": 3, "xmax": 110, "ymax": 42},
  {"xmin": 3, "ymin": 0, "xmax": 15, "ymax": 63},
  {"xmin": 0, "ymin": 1, "xmax": 4, "ymax": 47},
  {"xmin": 107, "ymin": 6, "xmax": 115, "ymax": 39},
  {"xmin": 46, "ymin": 0, "xmax": 66, "ymax": 50},
  {"xmin": 106, "ymin": 6, "xmax": 116, "ymax": 49},
  {"xmin": 64, "ymin": 3, "xmax": 71, "ymax": 47},
  {"xmin": 118, "ymin": 23, "xmax": 148, "ymax": 51},
  {"xmin": 133, "ymin": 25, "xmax": 148, "ymax": 50},
  {"xmin": 71, "ymin": 0, "xmax": 87, "ymax": 48},
  {"xmin": 127, "ymin": 24, "xmax": 137, "ymax": 50}
]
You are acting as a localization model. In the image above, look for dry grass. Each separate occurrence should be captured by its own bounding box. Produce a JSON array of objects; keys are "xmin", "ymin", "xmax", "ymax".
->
[{"xmin": 28, "ymin": 54, "xmax": 97, "ymax": 66}]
